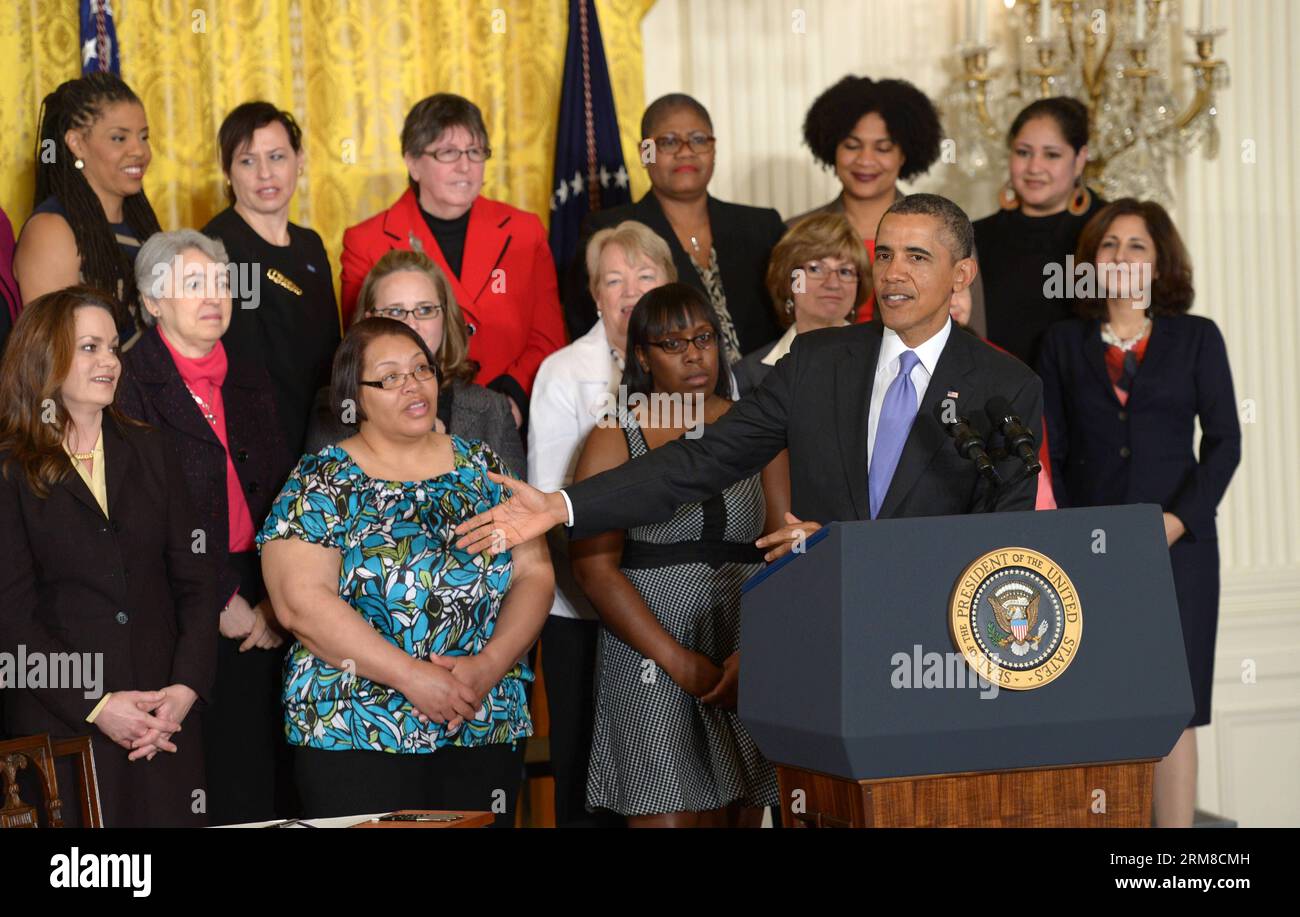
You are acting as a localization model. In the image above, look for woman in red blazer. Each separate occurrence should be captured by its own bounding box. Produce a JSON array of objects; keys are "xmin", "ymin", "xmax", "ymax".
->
[{"xmin": 341, "ymin": 93, "xmax": 566, "ymax": 425}]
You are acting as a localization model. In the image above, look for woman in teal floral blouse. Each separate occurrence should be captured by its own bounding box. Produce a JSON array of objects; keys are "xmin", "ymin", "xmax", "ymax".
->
[{"xmin": 260, "ymin": 318, "xmax": 553, "ymax": 825}]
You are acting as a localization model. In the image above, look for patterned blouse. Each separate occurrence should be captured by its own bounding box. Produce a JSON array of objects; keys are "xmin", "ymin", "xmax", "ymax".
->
[{"xmin": 257, "ymin": 436, "xmax": 532, "ymax": 753}]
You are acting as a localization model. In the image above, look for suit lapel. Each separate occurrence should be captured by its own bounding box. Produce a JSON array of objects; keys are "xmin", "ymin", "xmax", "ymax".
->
[
  {"xmin": 1082, "ymin": 320, "xmax": 1121, "ymax": 406},
  {"xmin": 834, "ymin": 332, "xmax": 877, "ymax": 520},
  {"xmin": 59, "ymin": 454, "xmax": 104, "ymax": 519},
  {"xmin": 102, "ymin": 416, "xmax": 133, "ymax": 521},
  {"xmin": 132, "ymin": 330, "xmax": 222, "ymax": 449},
  {"xmin": 1125, "ymin": 316, "xmax": 1168, "ymax": 404},
  {"xmin": 381, "ymin": 190, "xmax": 474, "ymax": 310},
  {"xmin": 458, "ymin": 198, "xmax": 512, "ymax": 305},
  {"xmin": 633, "ymin": 194, "xmax": 700, "ymax": 292},
  {"xmin": 877, "ymin": 328, "xmax": 977, "ymax": 519}
]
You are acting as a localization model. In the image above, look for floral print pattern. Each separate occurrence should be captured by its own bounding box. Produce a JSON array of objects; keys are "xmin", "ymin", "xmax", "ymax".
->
[{"xmin": 257, "ymin": 436, "xmax": 531, "ymax": 752}]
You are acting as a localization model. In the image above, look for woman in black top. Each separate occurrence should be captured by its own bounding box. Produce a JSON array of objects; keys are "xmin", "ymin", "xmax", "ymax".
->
[
  {"xmin": 0, "ymin": 288, "xmax": 218, "ymax": 827},
  {"xmin": 564, "ymin": 94, "xmax": 785, "ymax": 361},
  {"xmin": 1038, "ymin": 200, "xmax": 1240, "ymax": 827},
  {"xmin": 972, "ymin": 97, "xmax": 1105, "ymax": 366},
  {"xmin": 203, "ymin": 102, "xmax": 340, "ymax": 457}
]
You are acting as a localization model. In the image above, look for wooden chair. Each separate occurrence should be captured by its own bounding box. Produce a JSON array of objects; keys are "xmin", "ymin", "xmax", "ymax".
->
[
  {"xmin": 0, "ymin": 734, "xmax": 62, "ymax": 828},
  {"xmin": 0, "ymin": 734, "xmax": 102, "ymax": 828},
  {"xmin": 52, "ymin": 737, "xmax": 103, "ymax": 828}
]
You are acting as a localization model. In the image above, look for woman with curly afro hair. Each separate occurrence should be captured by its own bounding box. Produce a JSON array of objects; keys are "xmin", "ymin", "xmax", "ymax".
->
[{"xmin": 791, "ymin": 76, "xmax": 943, "ymax": 322}]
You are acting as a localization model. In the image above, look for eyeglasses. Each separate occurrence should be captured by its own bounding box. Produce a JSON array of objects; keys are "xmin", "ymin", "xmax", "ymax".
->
[
  {"xmin": 645, "ymin": 331, "xmax": 716, "ymax": 354},
  {"xmin": 652, "ymin": 132, "xmax": 716, "ymax": 155},
  {"xmin": 421, "ymin": 146, "xmax": 492, "ymax": 163},
  {"xmin": 368, "ymin": 303, "xmax": 444, "ymax": 321},
  {"xmin": 359, "ymin": 363, "xmax": 437, "ymax": 390},
  {"xmin": 803, "ymin": 261, "xmax": 859, "ymax": 284}
]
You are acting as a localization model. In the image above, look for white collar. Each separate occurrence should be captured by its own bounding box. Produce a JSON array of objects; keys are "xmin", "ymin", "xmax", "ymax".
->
[
  {"xmin": 760, "ymin": 325, "xmax": 800, "ymax": 366},
  {"xmin": 877, "ymin": 317, "xmax": 952, "ymax": 377}
]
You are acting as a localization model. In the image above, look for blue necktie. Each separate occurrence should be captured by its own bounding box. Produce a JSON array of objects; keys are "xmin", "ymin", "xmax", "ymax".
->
[{"xmin": 869, "ymin": 350, "xmax": 921, "ymax": 519}]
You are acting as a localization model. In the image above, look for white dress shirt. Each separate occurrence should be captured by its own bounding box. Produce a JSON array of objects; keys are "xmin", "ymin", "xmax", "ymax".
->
[
  {"xmin": 866, "ymin": 318, "xmax": 952, "ymax": 468},
  {"xmin": 529, "ymin": 320, "xmax": 622, "ymax": 619}
]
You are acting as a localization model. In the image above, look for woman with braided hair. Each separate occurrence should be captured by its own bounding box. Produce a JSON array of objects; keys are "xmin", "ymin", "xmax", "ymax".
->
[{"xmin": 14, "ymin": 73, "xmax": 162, "ymax": 350}]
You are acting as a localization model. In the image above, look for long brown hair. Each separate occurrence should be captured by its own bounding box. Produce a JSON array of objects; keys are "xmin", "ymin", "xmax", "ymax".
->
[{"xmin": 0, "ymin": 286, "xmax": 138, "ymax": 497}]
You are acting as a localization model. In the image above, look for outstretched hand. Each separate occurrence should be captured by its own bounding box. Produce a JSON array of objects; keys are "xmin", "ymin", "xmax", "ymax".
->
[{"xmin": 453, "ymin": 470, "xmax": 567, "ymax": 556}]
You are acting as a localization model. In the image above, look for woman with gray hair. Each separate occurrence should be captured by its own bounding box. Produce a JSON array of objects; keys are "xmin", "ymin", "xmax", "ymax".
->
[
  {"xmin": 116, "ymin": 228, "xmax": 295, "ymax": 825},
  {"xmin": 340, "ymin": 92, "xmax": 565, "ymax": 430}
]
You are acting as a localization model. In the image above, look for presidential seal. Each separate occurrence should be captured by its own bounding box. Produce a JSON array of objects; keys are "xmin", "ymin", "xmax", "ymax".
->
[{"xmin": 949, "ymin": 547, "xmax": 1082, "ymax": 690}]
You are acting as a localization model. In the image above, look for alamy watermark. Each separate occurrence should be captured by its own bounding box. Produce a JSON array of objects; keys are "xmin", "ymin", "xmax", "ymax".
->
[
  {"xmin": 147, "ymin": 256, "xmax": 262, "ymax": 310},
  {"xmin": 593, "ymin": 386, "xmax": 706, "ymax": 439},
  {"xmin": 1042, "ymin": 256, "xmax": 1153, "ymax": 310},
  {"xmin": 0, "ymin": 645, "xmax": 104, "ymax": 699}
]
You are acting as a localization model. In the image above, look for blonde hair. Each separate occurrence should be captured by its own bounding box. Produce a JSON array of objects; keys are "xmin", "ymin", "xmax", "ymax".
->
[
  {"xmin": 585, "ymin": 220, "xmax": 677, "ymax": 302},
  {"xmin": 765, "ymin": 213, "xmax": 872, "ymax": 328},
  {"xmin": 353, "ymin": 249, "xmax": 476, "ymax": 386}
]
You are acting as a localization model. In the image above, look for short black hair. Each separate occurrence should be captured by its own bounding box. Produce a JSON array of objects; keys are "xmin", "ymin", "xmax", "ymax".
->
[
  {"xmin": 802, "ymin": 76, "xmax": 943, "ymax": 181},
  {"xmin": 882, "ymin": 193, "xmax": 974, "ymax": 261},
  {"xmin": 622, "ymin": 283, "xmax": 732, "ymax": 399},
  {"xmin": 218, "ymin": 101, "xmax": 303, "ymax": 204},
  {"xmin": 1008, "ymin": 96, "xmax": 1089, "ymax": 151},
  {"xmin": 640, "ymin": 93, "xmax": 713, "ymax": 140},
  {"xmin": 330, "ymin": 318, "xmax": 440, "ymax": 424}
]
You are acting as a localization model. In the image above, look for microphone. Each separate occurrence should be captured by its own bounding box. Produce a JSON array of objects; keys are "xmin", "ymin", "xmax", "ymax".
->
[
  {"xmin": 985, "ymin": 396, "xmax": 1042, "ymax": 475},
  {"xmin": 933, "ymin": 401, "xmax": 1000, "ymax": 484}
]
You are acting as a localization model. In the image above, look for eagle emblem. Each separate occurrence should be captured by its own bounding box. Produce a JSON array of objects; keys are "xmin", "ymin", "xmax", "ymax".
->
[{"xmin": 987, "ymin": 582, "xmax": 1050, "ymax": 657}]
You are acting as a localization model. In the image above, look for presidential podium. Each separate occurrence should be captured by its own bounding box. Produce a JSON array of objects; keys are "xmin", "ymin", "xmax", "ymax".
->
[{"xmin": 738, "ymin": 505, "xmax": 1194, "ymax": 828}]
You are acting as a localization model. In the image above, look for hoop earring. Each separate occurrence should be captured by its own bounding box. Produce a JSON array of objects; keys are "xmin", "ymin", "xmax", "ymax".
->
[
  {"xmin": 999, "ymin": 181, "xmax": 1019, "ymax": 211},
  {"xmin": 1068, "ymin": 179, "xmax": 1092, "ymax": 216},
  {"xmin": 74, "ymin": 158, "xmax": 85, "ymax": 170}
]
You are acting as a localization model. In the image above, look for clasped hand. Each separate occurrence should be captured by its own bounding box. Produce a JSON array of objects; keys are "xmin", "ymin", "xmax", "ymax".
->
[{"xmin": 404, "ymin": 653, "xmax": 502, "ymax": 732}]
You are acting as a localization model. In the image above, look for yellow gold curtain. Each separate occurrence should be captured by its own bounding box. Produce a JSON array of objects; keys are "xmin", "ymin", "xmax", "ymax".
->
[{"xmin": 0, "ymin": 0, "xmax": 652, "ymax": 296}]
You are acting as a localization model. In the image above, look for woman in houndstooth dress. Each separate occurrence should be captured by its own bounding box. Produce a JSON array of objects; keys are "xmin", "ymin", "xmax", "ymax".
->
[{"xmin": 571, "ymin": 283, "xmax": 785, "ymax": 827}]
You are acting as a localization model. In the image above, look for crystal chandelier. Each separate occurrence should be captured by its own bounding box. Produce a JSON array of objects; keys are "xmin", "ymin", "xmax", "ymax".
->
[{"xmin": 942, "ymin": 0, "xmax": 1229, "ymax": 206}]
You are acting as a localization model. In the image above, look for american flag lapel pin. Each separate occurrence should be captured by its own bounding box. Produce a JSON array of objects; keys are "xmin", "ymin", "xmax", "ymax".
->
[{"xmin": 946, "ymin": 390, "xmax": 960, "ymax": 399}]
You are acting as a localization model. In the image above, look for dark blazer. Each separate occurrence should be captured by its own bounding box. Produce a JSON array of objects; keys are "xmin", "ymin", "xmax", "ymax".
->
[
  {"xmin": 303, "ymin": 378, "xmax": 527, "ymax": 479},
  {"xmin": 116, "ymin": 326, "xmax": 294, "ymax": 605},
  {"xmin": 562, "ymin": 192, "xmax": 786, "ymax": 349},
  {"xmin": 566, "ymin": 320, "xmax": 1042, "ymax": 539},
  {"xmin": 0, "ymin": 416, "xmax": 218, "ymax": 826},
  {"xmin": 1038, "ymin": 315, "xmax": 1241, "ymax": 542}
]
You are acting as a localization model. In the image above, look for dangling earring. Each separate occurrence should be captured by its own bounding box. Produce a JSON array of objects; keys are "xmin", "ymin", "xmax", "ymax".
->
[
  {"xmin": 999, "ymin": 181, "xmax": 1019, "ymax": 210},
  {"xmin": 1068, "ymin": 178, "xmax": 1092, "ymax": 216},
  {"xmin": 785, "ymin": 299, "xmax": 794, "ymax": 316},
  {"xmin": 74, "ymin": 158, "xmax": 85, "ymax": 170}
]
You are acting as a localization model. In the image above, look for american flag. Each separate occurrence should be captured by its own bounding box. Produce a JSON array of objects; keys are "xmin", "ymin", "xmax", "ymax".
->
[
  {"xmin": 80, "ymin": 0, "xmax": 120, "ymax": 76},
  {"xmin": 547, "ymin": 0, "xmax": 632, "ymax": 274}
]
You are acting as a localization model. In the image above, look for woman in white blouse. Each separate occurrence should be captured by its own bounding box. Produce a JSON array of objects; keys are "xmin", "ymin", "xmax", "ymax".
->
[{"xmin": 528, "ymin": 220, "xmax": 674, "ymax": 827}]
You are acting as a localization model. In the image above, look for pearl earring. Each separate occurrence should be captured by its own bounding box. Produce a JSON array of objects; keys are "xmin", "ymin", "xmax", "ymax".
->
[{"xmin": 74, "ymin": 158, "xmax": 85, "ymax": 170}]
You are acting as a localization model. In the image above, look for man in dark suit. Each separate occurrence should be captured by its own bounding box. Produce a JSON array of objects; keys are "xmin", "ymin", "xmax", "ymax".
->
[{"xmin": 455, "ymin": 194, "xmax": 1042, "ymax": 555}]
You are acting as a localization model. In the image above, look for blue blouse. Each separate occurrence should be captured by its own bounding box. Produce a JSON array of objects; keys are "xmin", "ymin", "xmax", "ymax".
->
[{"xmin": 257, "ymin": 436, "xmax": 532, "ymax": 753}]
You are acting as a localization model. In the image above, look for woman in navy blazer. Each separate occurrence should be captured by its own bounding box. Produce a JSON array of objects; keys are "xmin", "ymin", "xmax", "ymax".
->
[{"xmin": 1038, "ymin": 199, "xmax": 1241, "ymax": 828}]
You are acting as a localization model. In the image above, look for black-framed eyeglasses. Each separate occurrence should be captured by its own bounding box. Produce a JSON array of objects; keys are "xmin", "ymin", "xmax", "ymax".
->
[
  {"xmin": 368, "ymin": 303, "xmax": 444, "ymax": 321},
  {"xmin": 421, "ymin": 146, "xmax": 492, "ymax": 163},
  {"xmin": 652, "ymin": 132, "xmax": 715, "ymax": 154},
  {"xmin": 645, "ymin": 331, "xmax": 716, "ymax": 354},
  {"xmin": 803, "ymin": 261, "xmax": 860, "ymax": 284},
  {"xmin": 359, "ymin": 363, "xmax": 437, "ymax": 390}
]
